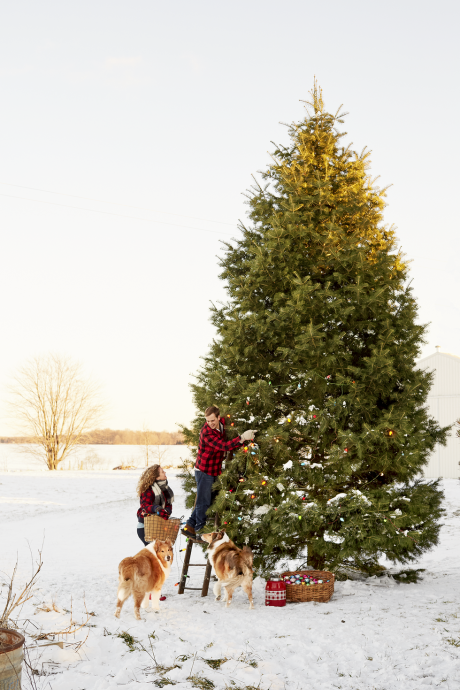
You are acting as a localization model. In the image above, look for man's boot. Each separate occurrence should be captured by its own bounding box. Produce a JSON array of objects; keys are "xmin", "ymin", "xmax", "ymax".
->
[
  {"xmin": 191, "ymin": 529, "xmax": 206, "ymax": 544},
  {"xmin": 181, "ymin": 524, "xmax": 205, "ymax": 543}
]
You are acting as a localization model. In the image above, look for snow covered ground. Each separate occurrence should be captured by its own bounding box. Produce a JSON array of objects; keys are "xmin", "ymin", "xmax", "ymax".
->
[{"xmin": 1, "ymin": 448, "xmax": 460, "ymax": 689}]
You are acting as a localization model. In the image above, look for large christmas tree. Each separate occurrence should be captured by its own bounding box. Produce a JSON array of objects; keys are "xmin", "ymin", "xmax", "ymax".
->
[{"xmin": 180, "ymin": 84, "xmax": 448, "ymax": 576}]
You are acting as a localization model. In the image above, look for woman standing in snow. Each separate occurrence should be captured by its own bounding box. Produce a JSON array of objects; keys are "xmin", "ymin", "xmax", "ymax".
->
[{"xmin": 136, "ymin": 464, "xmax": 174, "ymax": 546}]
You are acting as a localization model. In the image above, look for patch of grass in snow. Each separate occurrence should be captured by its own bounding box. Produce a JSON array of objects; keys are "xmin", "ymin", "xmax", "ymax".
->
[
  {"xmin": 188, "ymin": 676, "xmax": 215, "ymax": 690},
  {"xmin": 136, "ymin": 636, "xmax": 181, "ymax": 681},
  {"xmin": 155, "ymin": 677, "xmax": 178, "ymax": 687},
  {"xmin": 117, "ymin": 631, "xmax": 138, "ymax": 652},
  {"xmin": 435, "ymin": 617, "xmax": 448, "ymax": 623},
  {"xmin": 446, "ymin": 637, "xmax": 460, "ymax": 647},
  {"xmin": 202, "ymin": 657, "xmax": 228, "ymax": 670},
  {"xmin": 37, "ymin": 600, "xmax": 60, "ymax": 613},
  {"xmin": 237, "ymin": 652, "xmax": 258, "ymax": 669},
  {"xmin": 156, "ymin": 664, "xmax": 181, "ymax": 674}
]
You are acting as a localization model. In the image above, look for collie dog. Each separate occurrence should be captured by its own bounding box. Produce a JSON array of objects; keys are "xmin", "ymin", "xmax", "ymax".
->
[
  {"xmin": 201, "ymin": 529, "xmax": 254, "ymax": 609},
  {"xmin": 115, "ymin": 539, "xmax": 173, "ymax": 620}
]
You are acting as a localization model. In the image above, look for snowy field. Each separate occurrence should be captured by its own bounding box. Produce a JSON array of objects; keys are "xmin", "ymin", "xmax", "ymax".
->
[{"xmin": 1, "ymin": 447, "xmax": 460, "ymax": 690}]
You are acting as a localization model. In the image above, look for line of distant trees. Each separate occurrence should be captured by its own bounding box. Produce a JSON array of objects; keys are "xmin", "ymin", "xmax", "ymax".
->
[
  {"xmin": 0, "ymin": 428, "xmax": 184, "ymax": 445},
  {"xmin": 4, "ymin": 352, "xmax": 185, "ymax": 470}
]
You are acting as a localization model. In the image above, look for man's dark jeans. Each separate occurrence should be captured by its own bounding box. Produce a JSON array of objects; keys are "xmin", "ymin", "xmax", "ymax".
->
[{"xmin": 187, "ymin": 470, "xmax": 217, "ymax": 532}]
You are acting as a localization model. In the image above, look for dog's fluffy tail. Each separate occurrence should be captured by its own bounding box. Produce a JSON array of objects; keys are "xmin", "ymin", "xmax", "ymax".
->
[
  {"xmin": 221, "ymin": 574, "xmax": 245, "ymax": 588},
  {"xmin": 117, "ymin": 557, "xmax": 138, "ymax": 599},
  {"xmin": 222, "ymin": 549, "xmax": 253, "ymax": 589}
]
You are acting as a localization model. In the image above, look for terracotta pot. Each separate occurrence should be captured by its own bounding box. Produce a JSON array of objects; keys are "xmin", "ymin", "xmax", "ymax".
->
[{"xmin": 0, "ymin": 628, "xmax": 25, "ymax": 690}]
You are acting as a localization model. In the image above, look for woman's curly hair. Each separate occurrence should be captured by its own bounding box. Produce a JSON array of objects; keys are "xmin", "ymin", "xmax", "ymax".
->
[{"xmin": 137, "ymin": 464, "xmax": 161, "ymax": 496}]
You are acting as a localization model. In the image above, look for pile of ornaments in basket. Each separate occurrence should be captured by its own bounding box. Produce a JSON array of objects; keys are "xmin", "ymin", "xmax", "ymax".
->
[
  {"xmin": 283, "ymin": 573, "xmax": 331, "ymax": 586},
  {"xmin": 265, "ymin": 571, "xmax": 335, "ymax": 606}
]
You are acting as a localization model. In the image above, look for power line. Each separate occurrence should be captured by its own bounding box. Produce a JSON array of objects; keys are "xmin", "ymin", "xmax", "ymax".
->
[
  {"xmin": 0, "ymin": 192, "xmax": 236, "ymax": 236},
  {"xmin": 0, "ymin": 181, "xmax": 236, "ymax": 227}
]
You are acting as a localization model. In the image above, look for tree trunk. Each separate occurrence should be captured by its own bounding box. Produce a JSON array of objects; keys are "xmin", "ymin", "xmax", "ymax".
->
[
  {"xmin": 307, "ymin": 540, "xmax": 326, "ymax": 570},
  {"xmin": 46, "ymin": 448, "xmax": 53, "ymax": 470}
]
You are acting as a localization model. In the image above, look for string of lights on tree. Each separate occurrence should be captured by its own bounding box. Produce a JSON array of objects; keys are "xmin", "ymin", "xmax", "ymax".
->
[{"xmin": 212, "ymin": 402, "xmax": 414, "ymax": 543}]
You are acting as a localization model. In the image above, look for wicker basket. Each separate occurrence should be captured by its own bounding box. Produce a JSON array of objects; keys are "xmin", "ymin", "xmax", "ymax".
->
[
  {"xmin": 144, "ymin": 516, "xmax": 181, "ymax": 544},
  {"xmin": 280, "ymin": 570, "xmax": 335, "ymax": 603}
]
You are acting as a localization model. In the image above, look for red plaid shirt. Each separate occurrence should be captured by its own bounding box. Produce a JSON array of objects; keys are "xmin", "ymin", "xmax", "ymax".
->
[
  {"xmin": 137, "ymin": 488, "xmax": 172, "ymax": 522},
  {"xmin": 195, "ymin": 418, "xmax": 242, "ymax": 477}
]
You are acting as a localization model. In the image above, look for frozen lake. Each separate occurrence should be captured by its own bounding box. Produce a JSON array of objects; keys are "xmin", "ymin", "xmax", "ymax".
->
[{"xmin": 0, "ymin": 443, "xmax": 192, "ymax": 472}]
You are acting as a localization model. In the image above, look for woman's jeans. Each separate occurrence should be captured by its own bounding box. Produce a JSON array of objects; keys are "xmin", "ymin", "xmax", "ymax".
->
[
  {"xmin": 187, "ymin": 470, "xmax": 217, "ymax": 531},
  {"xmin": 137, "ymin": 527, "xmax": 148, "ymax": 546}
]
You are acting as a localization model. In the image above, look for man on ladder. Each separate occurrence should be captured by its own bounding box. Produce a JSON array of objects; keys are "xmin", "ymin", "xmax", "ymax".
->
[{"xmin": 181, "ymin": 405, "xmax": 256, "ymax": 544}]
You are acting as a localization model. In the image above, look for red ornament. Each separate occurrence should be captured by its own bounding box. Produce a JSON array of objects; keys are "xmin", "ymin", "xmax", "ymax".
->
[
  {"xmin": 265, "ymin": 577, "xmax": 286, "ymax": 607},
  {"xmin": 313, "ymin": 415, "xmax": 317, "ymax": 418}
]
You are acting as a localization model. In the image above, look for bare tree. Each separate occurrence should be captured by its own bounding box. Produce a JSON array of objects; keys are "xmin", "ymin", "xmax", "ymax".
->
[
  {"xmin": 141, "ymin": 422, "xmax": 155, "ymax": 468},
  {"xmin": 140, "ymin": 424, "xmax": 171, "ymax": 468},
  {"xmin": 150, "ymin": 445, "xmax": 170, "ymax": 466},
  {"xmin": 7, "ymin": 353, "xmax": 105, "ymax": 470}
]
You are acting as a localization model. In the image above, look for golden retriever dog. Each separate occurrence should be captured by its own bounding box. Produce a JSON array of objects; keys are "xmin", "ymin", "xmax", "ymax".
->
[
  {"xmin": 115, "ymin": 539, "xmax": 173, "ymax": 620},
  {"xmin": 201, "ymin": 529, "xmax": 254, "ymax": 609}
]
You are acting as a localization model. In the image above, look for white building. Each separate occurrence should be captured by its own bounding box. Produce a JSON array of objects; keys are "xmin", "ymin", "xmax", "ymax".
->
[{"xmin": 417, "ymin": 348, "xmax": 460, "ymax": 478}]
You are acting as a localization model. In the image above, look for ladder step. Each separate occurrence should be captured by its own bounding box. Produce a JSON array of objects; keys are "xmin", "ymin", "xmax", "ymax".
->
[
  {"xmin": 187, "ymin": 563, "xmax": 208, "ymax": 567},
  {"xmin": 184, "ymin": 587, "xmax": 204, "ymax": 591},
  {"xmin": 178, "ymin": 513, "xmax": 218, "ymax": 597}
]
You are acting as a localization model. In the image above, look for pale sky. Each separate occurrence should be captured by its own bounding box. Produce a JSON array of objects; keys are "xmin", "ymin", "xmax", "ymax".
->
[{"xmin": 1, "ymin": 1, "xmax": 458, "ymax": 435}]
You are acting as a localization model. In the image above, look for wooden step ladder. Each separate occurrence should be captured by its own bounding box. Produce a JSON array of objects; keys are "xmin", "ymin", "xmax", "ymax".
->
[
  {"xmin": 177, "ymin": 538, "xmax": 213, "ymax": 596},
  {"xmin": 177, "ymin": 514, "xmax": 218, "ymax": 597}
]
